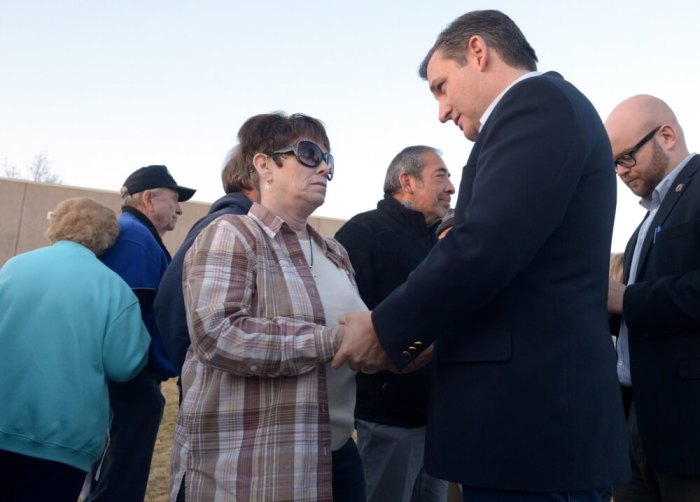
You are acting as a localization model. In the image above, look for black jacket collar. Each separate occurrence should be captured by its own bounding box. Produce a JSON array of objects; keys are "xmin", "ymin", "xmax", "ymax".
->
[{"xmin": 377, "ymin": 194, "xmax": 441, "ymax": 243}]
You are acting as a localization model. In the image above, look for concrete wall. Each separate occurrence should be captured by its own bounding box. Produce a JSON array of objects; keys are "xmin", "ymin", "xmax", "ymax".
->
[{"xmin": 0, "ymin": 177, "xmax": 346, "ymax": 267}]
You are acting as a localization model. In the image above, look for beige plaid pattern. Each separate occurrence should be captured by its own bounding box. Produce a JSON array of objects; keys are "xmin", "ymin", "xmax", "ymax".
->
[{"xmin": 171, "ymin": 203, "xmax": 354, "ymax": 502}]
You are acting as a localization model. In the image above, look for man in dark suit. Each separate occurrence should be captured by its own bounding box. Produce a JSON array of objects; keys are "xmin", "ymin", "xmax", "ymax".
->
[
  {"xmin": 606, "ymin": 95, "xmax": 700, "ymax": 502},
  {"xmin": 332, "ymin": 9, "xmax": 630, "ymax": 500}
]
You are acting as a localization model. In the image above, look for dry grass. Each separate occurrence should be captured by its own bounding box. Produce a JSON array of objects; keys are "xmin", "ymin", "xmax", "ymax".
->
[{"xmin": 145, "ymin": 378, "xmax": 180, "ymax": 502}]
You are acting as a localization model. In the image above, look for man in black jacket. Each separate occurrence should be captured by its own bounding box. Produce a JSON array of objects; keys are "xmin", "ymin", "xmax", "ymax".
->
[
  {"xmin": 335, "ymin": 145, "xmax": 453, "ymax": 502},
  {"xmin": 606, "ymin": 94, "xmax": 700, "ymax": 501}
]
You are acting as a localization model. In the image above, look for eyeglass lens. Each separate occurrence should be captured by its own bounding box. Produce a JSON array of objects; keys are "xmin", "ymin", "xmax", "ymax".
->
[{"xmin": 615, "ymin": 126, "xmax": 660, "ymax": 169}]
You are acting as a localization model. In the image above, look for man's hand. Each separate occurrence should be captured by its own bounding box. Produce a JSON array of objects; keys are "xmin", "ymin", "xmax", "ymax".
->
[
  {"xmin": 331, "ymin": 311, "xmax": 391, "ymax": 372},
  {"xmin": 608, "ymin": 279, "xmax": 626, "ymax": 314}
]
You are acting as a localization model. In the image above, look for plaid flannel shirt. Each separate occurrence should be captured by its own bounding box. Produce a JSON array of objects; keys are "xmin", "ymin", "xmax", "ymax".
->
[{"xmin": 171, "ymin": 203, "xmax": 355, "ymax": 502}]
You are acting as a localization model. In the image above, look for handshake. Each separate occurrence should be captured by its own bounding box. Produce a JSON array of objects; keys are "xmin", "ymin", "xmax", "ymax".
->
[{"xmin": 331, "ymin": 311, "xmax": 433, "ymax": 374}]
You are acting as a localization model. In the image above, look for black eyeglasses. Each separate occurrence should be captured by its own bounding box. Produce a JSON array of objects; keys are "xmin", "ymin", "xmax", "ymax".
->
[
  {"xmin": 614, "ymin": 126, "xmax": 661, "ymax": 169},
  {"xmin": 268, "ymin": 140, "xmax": 334, "ymax": 181}
]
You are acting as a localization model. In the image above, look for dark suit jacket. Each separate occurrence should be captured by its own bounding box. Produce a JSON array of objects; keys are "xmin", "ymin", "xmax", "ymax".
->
[
  {"xmin": 372, "ymin": 72, "xmax": 630, "ymax": 491},
  {"xmin": 617, "ymin": 154, "xmax": 700, "ymax": 475}
]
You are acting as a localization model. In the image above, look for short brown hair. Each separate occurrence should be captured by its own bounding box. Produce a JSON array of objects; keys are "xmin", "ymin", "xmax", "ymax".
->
[
  {"xmin": 234, "ymin": 112, "xmax": 330, "ymax": 190},
  {"xmin": 46, "ymin": 197, "xmax": 119, "ymax": 255},
  {"xmin": 221, "ymin": 145, "xmax": 258, "ymax": 194},
  {"xmin": 419, "ymin": 10, "xmax": 538, "ymax": 79}
]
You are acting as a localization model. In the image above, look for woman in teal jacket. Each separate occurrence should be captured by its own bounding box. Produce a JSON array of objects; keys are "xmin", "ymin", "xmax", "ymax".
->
[{"xmin": 0, "ymin": 197, "xmax": 150, "ymax": 502}]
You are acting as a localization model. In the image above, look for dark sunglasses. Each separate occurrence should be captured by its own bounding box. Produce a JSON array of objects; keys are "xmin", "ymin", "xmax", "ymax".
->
[{"xmin": 268, "ymin": 140, "xmax": 334, "ymax": 181}]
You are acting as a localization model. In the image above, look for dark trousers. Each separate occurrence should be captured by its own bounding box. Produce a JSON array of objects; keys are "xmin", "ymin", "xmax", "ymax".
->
[
  {"xmin": 332, "ymin": 437, "xmax": 367, "ymax": 502},
  {"xmin": 613, "ymin": 402, "xmax": 700, "ymax": 502},
  {"xmin": 85, "ymin": 374, "xmax": 165, "ymax": 502},
  {"xmin": 0, "ymin": 449, "xmax": 86, "ymax": 502},
  {"xmin": 461, "ymin": 487, "xmax": 603, "ymax": 501}
]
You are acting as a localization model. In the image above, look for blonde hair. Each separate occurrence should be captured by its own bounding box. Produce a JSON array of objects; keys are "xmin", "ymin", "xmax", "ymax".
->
[
  {"xmin": 46, "ymin": 197, "xmax": 120, "ymax": 255},
  {"xmin": 609, "ymin": 252, "xmax": 624, "ymax": 282}
]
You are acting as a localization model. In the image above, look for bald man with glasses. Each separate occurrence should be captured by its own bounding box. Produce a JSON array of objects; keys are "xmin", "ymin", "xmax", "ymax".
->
[{"xmin": 606, "ymin": 94, "xmax": 700, "ymax": 502}]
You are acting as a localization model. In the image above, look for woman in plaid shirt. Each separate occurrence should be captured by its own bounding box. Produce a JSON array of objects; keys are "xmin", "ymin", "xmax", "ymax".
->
[{"xmin": 171, "ymin": 112, "xmax": 367, "ymax": 501}]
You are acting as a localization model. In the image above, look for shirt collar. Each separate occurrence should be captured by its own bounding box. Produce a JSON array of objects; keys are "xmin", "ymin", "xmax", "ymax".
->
[
  {"xmin": 248, "ymin": 202, "xmax": 347, "ymax": 268},
  {"xmin": 248, "ymin": 202, "xmax": 326, "ymax": 247},
  {"xmin": 640, "ymin": 152, "xmax": 695, "ymax": 210},
  {"xmin": 479, "ymin": 71, "xmax": 541, "ymax": 132}
]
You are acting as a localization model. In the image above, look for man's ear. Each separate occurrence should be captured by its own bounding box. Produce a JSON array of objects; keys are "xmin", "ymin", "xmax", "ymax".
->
[
  {"xmin": 658, "ymin": 124, "xmax": 678, "ymax": 151},
  {"xmin": 135, "ymin": 190, "xmax": 158, "ymax": 218},
  {"xmin": 399, "ymin": 172, "xmax": 414, "ymax": 194},
  {"xmin": 141, "ymin": 189, "xmax": 155, "ymax": 208},
  {"xmin": 467, "ymin": 35, "xmax": 488, "ymax": 70}
]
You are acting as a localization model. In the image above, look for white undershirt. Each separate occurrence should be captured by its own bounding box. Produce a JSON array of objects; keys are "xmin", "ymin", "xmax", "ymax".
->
[{"xmin": 300, "ymin": 237, "xmax": 368, "ymax": 450}]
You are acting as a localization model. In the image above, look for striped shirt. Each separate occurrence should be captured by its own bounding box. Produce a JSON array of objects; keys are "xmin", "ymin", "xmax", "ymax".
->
[{"xmin": 171, "ymin": 203, "xmax": 356, "ymax": 502}]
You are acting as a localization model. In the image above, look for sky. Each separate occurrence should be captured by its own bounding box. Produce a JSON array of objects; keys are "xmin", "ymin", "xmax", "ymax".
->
[{"xmin": 1, "ymin": 0, "xmax": 698, "ymax": 251}]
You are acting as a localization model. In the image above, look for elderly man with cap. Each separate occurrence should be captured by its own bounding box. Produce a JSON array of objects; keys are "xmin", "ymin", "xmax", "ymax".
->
[{"xmin": 84, "ymin": 165, "xmax": 195, "ymax": 502}]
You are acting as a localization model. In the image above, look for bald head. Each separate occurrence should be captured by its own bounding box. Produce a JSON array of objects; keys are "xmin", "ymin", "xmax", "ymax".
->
[
  {"xmin": 606, "ymin": 95, "xmax": 687, "ymax": 163},
  {"xmin": 605, "ymin": 95, "xmax": 689, "ymax": 198}
]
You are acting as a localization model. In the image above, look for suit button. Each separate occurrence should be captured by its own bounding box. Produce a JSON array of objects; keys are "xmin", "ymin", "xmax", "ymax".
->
[
  {"xmin": 401, "ymin": 350, "xmax": 412, "ymax": 359},
  {"xmin": 414, "ymin": 341, "xmax": 423, "ymax": 346}
]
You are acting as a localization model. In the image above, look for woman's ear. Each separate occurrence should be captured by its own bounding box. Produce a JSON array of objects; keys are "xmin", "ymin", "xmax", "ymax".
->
[{"xmin": 252, "ymin": 153, "xmax": 273, "ymax": 185}]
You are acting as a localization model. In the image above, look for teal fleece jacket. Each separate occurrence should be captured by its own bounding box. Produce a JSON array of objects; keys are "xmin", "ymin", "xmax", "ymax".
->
[{"xmin": 0, "ymin": 241, "xmax": 149, "ymax": 471}]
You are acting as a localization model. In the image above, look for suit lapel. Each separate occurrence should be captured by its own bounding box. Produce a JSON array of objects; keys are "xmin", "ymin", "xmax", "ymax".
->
[{"xmin": 635, "ymin": 155, "xmax": 700, "ymax": 278}]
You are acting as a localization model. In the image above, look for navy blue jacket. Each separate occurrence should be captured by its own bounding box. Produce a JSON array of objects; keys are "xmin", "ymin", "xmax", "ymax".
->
[
  {"xmin": 154, "ymin": 192, "xmax": 253, "ymax": 372},
  {"xmin": 102, "ymin": 207, "xmax": 176, "ymax": 378},
  {"xmin": 372, "ymin": 73, "xmax": 630, "ymax": 491},
  {"xmin": 617, "ymin": 154, "xmax": 700, "ymax": 475}
]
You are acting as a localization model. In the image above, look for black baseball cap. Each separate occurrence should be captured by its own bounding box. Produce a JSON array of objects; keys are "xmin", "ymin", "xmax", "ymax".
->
[{"xmin": 122, "ymin": 165, "xmax": 196, "ymax": 202}]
